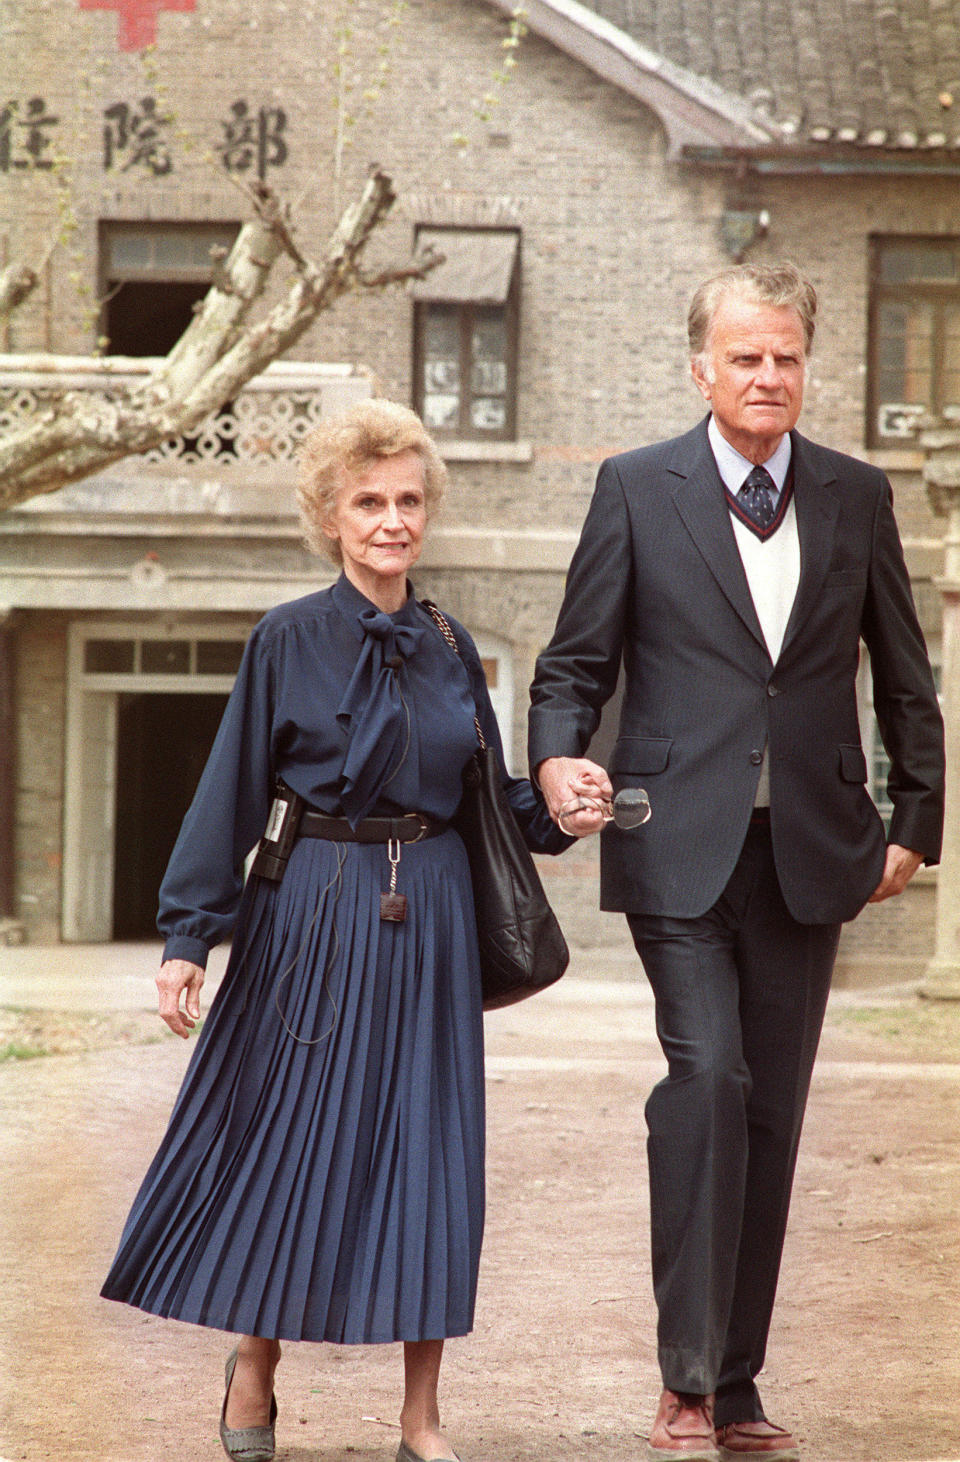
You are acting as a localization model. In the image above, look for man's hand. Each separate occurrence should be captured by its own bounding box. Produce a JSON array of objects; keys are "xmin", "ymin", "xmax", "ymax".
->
[
  {"xmin": 536, "ymin": 755, "xmax": 614, "ymax": 838},
  {"xmin": 157, "ymin": 958, "xmax": 205, "ymax": 1038},
  {"xmin": 868, "ymin": 844, "xmax": 924, "ymax": 903}
]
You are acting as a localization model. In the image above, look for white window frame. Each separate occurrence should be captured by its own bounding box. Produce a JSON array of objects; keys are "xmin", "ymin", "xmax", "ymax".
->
[{"xmin": 62, "ymin": 621, "xmax": 247, "ymax": 941}]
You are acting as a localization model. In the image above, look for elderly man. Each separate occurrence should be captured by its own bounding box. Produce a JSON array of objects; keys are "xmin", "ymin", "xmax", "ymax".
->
[{"xmin": 529, "ymin": 263, "xmax": 944, "ymax": 1460}]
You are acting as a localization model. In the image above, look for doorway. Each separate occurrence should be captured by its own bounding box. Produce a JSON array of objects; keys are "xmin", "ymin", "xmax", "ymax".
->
[
  {"xmin": 112, "ymin": 691, "xmax": 229, "ymax": 939},
  {"xmin": 63, "ymin": 623, "xmax": 247, "ymax": 943},
  {"xmin": 104, "ymin": 279, "xmax": 210, "ymax": 357}
]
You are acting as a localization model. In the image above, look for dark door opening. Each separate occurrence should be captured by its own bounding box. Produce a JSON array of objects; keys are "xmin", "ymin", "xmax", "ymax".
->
[
  {"xmin": 103, "ymin": 279, "xmax": 208, "ymax": 356},
  {"xmin": 112, "ymin": 691, "xmax": 229, "ymax": 941}
]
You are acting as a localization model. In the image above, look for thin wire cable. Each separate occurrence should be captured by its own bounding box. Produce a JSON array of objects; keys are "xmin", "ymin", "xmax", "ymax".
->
[{"xmin": 272, "ymin": 842, "xmax": 347, "ymax": 1046}]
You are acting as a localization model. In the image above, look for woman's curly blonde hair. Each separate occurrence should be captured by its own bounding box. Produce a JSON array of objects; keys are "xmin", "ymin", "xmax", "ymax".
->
[{"xmin": 297, "ymin": 398, "xmax": 447, "ymax": 565}]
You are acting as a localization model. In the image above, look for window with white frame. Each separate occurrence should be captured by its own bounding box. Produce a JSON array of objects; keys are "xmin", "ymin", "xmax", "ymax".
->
[{"xmin": 99, "ymin": 220, "xmax": 239, "ymax": 356}]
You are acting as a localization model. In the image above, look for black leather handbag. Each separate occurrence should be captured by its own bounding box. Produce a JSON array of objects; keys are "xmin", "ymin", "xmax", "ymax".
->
[{"xmin": 422, "ymin": 601, "xmax": 569, "ymax": 1009}]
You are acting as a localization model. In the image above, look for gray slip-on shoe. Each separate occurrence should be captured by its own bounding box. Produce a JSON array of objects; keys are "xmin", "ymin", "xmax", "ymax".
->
[
  {"xmin": 396, "ymin": 1439, "xmax": 460, "ymax": 1462},
  {"xmin": 219, "ymin": 1347, "xmax": 277, "ymax": 1462}
]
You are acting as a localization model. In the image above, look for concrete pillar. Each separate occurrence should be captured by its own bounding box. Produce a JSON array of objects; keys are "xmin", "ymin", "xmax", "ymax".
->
[
  {"xmin": 918, "ymin": 427, "xmax": 960, "ymax": 1000},
  {"xmin": 0, "ymin": 612, "xmax": 13, "ymax": 917},
  {"xmin": 0, "ymin": 607, "xmax": 24, "ymax": 945}
]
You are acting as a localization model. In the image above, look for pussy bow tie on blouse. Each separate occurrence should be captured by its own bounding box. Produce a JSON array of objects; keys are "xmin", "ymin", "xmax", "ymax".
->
[{"xmin": 337, "ymin": 606, "xmax": 426, "ymax": 825}]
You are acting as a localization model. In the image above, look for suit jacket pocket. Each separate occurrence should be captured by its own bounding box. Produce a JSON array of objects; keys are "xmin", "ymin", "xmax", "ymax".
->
[
  {"xmin": 609, "ymin": 736, "xmax": 672, "ymax": 775},
  {"xmin": 839, "ymin": 744, "xmax": 868, "ymax": 783}
]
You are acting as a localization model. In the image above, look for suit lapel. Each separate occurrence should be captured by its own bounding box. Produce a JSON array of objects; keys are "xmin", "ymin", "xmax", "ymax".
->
[
  {"xmin": 669, "ymin": 421, "xmax": 767, "ymax": 650},
  {"xmin": 779, "ymin": 431, "xmax": 841, "ymax": 659},
  {"xmin": 669, "ymin": 423, "xmax": 842, "ymax": 662}
]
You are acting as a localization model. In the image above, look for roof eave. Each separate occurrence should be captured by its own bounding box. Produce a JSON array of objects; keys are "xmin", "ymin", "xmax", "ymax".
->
[
  {"xmin": 479, "ymin": 0, "xmax": 772, "ymax": 158},
  {"xmin": 683, "ymin": 144, "xmax": 960, "ymax": 177}
]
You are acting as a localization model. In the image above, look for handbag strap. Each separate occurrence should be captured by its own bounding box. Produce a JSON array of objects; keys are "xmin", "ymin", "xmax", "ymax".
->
[{"xmin": 420, "ymin": 600, "xmax": 487, "ymax": 751}]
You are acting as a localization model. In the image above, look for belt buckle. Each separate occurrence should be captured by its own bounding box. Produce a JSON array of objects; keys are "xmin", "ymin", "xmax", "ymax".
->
[{"xmin": 406, "ymin": 812, "xmax": 429, "ymax": 843}]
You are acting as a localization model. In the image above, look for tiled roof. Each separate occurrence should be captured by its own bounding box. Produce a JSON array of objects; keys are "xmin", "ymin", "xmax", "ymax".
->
[{"xmin": 580, "ymin": 0, "xmax": 960, "ymax": 149}]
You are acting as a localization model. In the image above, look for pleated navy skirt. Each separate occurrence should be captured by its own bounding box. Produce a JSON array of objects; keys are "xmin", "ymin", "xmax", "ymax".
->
[{"xmin": 101, "ymin": 830, "xmax": 486, "ymax": 1344}]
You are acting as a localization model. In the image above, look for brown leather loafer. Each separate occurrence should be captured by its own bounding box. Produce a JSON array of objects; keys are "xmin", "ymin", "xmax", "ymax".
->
[
  {"xmin": 715, "ymin": 1419, "xmax": 799, "ymax": 1459},
  {"xmin": 646, "ymin": 1389, "xmax": 719, "ymax": 1458}
]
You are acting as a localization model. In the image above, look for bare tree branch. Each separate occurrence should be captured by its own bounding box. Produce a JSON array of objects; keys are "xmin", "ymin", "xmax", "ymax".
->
[
  {"xmin": 356, "ymin": 242, "xmax": 444, "ymax": 290},
  {"xmin": 0, "ymin": 167, "xmax": 440, "ymax": 510}
]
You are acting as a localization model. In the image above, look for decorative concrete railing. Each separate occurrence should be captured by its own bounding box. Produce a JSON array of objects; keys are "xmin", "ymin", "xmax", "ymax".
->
[{"xmin": 0, "ymin": 356, "xmax": 372, "ymax": 469}]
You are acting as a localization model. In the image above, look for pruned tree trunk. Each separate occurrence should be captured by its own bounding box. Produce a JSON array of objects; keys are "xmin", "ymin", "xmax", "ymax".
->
[
  {"xmin": 0, "ymin": 168, "xmax": 437, "ymax": 511},
  {"xmin": 0, "ymin": 263, "xmax": 38, "ymax": 318}
]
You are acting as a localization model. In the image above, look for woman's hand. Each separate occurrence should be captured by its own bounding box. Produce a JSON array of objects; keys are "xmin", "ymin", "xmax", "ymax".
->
[
  {"xmin": 536, "ymin": 755, "xmax": 613, "ymax": 839},
  {"xmin": 156, "ymin": 959, "xmax": 205, "ymax": 1038}
]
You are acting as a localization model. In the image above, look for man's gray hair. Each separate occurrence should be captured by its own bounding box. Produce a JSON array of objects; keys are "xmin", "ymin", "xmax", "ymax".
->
[{"xmin": 688, "ymin": 262, "xmax": 818, "ymax": 359}]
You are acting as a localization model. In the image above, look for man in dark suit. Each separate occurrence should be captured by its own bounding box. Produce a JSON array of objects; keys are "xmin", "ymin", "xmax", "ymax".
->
[{"xmin": 529, "ymin": 264, "xmax": 944, "ymax": 1461}]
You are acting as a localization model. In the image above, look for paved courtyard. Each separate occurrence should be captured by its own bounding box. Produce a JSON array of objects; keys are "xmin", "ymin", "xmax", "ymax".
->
[{"xmin": 0, "ymin": 944, "xmax": 958, "ymax": 1462}]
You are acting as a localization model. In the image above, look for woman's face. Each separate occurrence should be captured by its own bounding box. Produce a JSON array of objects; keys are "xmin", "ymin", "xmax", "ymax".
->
[{"xmin": 323, "ymin": 449, "xmax": 427, "ymax": 604}]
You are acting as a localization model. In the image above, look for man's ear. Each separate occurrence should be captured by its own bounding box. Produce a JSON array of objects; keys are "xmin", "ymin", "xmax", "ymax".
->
[{"xmin": 690, "ymin": 355, "xmax": 712, "ymax": 403}]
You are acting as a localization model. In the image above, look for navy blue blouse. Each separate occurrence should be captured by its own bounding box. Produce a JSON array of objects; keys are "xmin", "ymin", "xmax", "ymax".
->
[{"xmin": 159, "ymin": 574, "xmax": 569, "ymax": 967}]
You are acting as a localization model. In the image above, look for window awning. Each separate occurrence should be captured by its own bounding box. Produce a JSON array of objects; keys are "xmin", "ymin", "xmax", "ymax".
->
[{"xmin": 412, "ymin": 229, "xmax": 519, "ymax": 305}]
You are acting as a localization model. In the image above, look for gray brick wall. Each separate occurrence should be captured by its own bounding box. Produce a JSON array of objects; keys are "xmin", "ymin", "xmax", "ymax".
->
[{"xmin": 0, "ymin": 0, "xmax": 947, "ymax": 964}]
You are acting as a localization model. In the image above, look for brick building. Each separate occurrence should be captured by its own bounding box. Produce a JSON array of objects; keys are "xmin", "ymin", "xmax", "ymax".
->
[{"xmin": 0, "ymin": 0, "xmax": 953, "ymax": 981}]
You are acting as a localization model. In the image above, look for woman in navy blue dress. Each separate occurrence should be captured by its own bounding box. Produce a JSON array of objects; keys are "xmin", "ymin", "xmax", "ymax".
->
[{"xmin": 101, "ymin": 400, "xmax": 588, "ymax": 1462}]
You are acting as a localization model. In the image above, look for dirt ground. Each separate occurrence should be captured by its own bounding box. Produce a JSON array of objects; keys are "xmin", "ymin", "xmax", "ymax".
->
[{"xmin": 0, "ymin": 974, "xmax": 958, "ymax": 1462}]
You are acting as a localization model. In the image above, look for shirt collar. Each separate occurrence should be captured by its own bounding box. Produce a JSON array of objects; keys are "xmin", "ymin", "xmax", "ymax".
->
[
  {"xmin": 707, "ymin": 416, "xmax": 792, "ymax": 501},
  {"xmin": 331, "ymin": 571, "xmax": 419, "ymax": 640}
]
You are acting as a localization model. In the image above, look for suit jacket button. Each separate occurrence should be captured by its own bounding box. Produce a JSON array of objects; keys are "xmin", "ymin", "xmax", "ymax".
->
[
  {"xmin": 750, "ymin": 749, "xmax": 764, "ymax": 764},
  {"xmin": 767, "ymin": 683, "xmax": 779, "ymax": 697}
]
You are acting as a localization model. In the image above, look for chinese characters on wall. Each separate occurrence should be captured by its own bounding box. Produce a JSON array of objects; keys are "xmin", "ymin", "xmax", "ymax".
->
[
  {"xmin": 0, "ymin": 98, "xmax": 59, "ymax": 171},
  {"xmin": 0, "ymin": 97, "xmax": 288, "ymax": 180}
]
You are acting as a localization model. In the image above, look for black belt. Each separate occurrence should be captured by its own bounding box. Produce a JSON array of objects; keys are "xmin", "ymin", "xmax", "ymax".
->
[
  {"xmin": 298, "ymin": 811, "xmax": 446, "ymax": 844},
  {"xmin": 750, "ymin": 806, "xmax": 771, "ymax": 824}
]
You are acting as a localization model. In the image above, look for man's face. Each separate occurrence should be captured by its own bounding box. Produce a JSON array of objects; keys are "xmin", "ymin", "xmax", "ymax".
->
[{"xmin": 690, "ymin": 292, "xmax": 807, "ymax": 463}]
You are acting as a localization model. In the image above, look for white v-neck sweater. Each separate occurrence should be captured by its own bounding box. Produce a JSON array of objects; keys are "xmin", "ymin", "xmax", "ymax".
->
[
  {"xmin": 730, "ymin": 498, "xmax": 801, "ymax": 667},
  {"xmin": 708, "ymin": 419, "xmax": 802, "ymax": 806},
  {"xmin": 729, "ymin": 507, "xmax": 800, "ymax": 805}
]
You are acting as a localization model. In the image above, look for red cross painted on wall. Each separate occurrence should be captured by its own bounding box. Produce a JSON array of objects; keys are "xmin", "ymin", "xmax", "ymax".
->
[{"xmin": 78, "ymin": 0, "xmax": 196, "ymax": 51}]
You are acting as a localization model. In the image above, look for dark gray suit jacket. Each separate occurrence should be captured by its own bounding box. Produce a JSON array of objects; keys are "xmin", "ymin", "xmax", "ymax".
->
[{"xmin": 528, "ymin": 418, "xmax": 945, "ymax": 925}]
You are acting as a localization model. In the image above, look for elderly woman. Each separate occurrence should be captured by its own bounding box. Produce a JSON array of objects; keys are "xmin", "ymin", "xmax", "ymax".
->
[{"xmin": 101, "ymin": 399, "xmax": 589, "ymax": 1462}]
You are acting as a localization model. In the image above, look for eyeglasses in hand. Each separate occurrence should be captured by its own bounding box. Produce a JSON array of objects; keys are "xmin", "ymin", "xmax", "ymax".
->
[{"xmin": 558, "ymin": 786, "xmax": 651, "ymax": 835}]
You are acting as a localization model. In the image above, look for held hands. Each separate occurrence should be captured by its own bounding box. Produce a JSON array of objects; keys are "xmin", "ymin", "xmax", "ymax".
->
[
  {"xmin": 157, "ymin": 958, "xmax": 205, "ymax": 1038},
  {"xmin": 868, "ymin": 844, "xmax": 924, "ymax": 903},
  {"xmin": 537, "ymin": 755, "xmax": 613, "ymax": 839}
]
